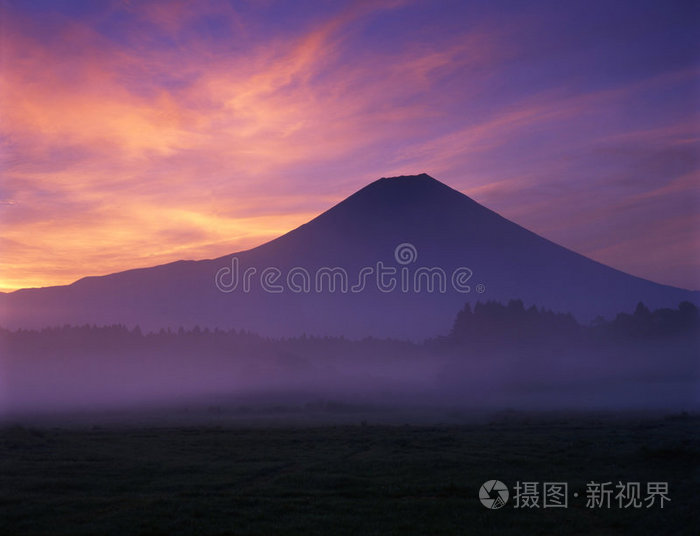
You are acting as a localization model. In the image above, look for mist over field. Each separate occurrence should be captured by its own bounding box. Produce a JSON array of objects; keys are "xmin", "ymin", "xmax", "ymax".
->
[{"xmin": 2, "ymin": 300, "xmax": 697, "ymax": 423}]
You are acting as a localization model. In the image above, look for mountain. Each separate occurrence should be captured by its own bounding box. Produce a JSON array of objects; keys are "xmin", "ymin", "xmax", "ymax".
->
[{"xmin": 1, "ymin": 174, "xmax": 697, "ymax": 339}]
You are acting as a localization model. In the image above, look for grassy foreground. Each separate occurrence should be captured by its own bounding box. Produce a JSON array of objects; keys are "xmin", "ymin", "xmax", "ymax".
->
[{"xmin": 1, "ymin": 413, "xmax": 698, "ymax": 535}]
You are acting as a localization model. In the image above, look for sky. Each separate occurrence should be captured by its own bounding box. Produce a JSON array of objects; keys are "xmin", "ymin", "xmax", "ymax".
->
[{"xmin": 0, "ymin": 0, "xmax": 698, "ymax": 292}]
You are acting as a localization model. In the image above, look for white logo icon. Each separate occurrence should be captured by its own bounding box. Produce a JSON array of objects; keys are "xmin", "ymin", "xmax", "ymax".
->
[
  {"xmin": 480, "ymin": 480, "xmax": 509, "ymax": 509},
  {"xmin": 394, "ymin": 242, "xmax": 418, "ymax": 264}
]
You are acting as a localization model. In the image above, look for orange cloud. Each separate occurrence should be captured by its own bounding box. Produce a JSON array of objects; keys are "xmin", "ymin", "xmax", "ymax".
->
[
  {"xmin": 0, "ymin": 1, "xmax": 697, "ymax": 292},
  {"xmin": 1, "ymin": 0, "xmax": 500, "ymax": 291}
]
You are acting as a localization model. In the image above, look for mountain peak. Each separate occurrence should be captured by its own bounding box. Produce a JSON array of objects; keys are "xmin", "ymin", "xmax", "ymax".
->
[
  {"xmin": 332, "ymin": 172, "xmax": 479, "ymax": 218},
  {"xmin": 354, "ymin": 172, "xmax": 463, "ymax": 200},
  {"xmin": 374, "ymin": 173, "xmax": 445, "ymax": 190},
  {"xmin": 380, "ymin": 172, "xmax": 435, "ymax": 181}
]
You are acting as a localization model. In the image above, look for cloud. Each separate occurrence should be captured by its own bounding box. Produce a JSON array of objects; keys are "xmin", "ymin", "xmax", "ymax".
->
[{"xmin": 0, "ymin": 0, "xmax": 698, "ymax": 291}]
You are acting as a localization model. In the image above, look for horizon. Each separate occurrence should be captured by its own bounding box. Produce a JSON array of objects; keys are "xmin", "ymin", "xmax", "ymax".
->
[{"xmin": 1, "ymin": 0, "xmax": 698, "ymax": 292}]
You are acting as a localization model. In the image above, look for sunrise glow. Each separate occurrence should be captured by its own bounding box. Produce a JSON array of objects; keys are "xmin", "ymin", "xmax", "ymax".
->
[{"xmin": 1, "ymin": 0, "xmax": 698, "ymax": 291}]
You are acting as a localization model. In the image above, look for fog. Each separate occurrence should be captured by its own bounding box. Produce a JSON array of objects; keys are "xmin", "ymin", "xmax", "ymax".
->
[{"xmin": 1, "ymin": 301, "xmax": 698, "ymax": 424}]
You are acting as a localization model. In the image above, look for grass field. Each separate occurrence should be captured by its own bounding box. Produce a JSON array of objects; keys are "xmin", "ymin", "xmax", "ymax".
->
[{"xmin": 1, "ymin": 411, "xmax": 698, "ymax": 535}]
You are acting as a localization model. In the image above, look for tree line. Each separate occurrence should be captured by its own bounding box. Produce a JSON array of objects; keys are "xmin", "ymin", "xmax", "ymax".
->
[{"xmin": 1, "ymin": 300, "xmax": 697, "ymax": 357}]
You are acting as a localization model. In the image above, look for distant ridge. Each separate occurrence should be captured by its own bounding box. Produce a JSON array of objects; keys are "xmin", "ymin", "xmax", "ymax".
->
[{"xmin": 1, "ymin": 174, "xmax": 697, "ymax": 339}]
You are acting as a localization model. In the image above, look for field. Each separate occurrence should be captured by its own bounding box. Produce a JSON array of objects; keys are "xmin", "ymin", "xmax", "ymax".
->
[{"xmin": 1, "ymin": 411, "xmax": 698, "ymax": 535}]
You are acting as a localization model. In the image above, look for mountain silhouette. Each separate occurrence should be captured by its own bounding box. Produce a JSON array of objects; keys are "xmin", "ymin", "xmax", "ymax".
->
[{"xmin": 1, "ymin": 174, "xmax": 697, "ymax": 339}]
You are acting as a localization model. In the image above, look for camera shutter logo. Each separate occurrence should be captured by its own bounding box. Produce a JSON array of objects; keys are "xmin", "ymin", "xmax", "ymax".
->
[{"xmin": 479, "ymin": 480, "xmax": 509, "ymax": 509}]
